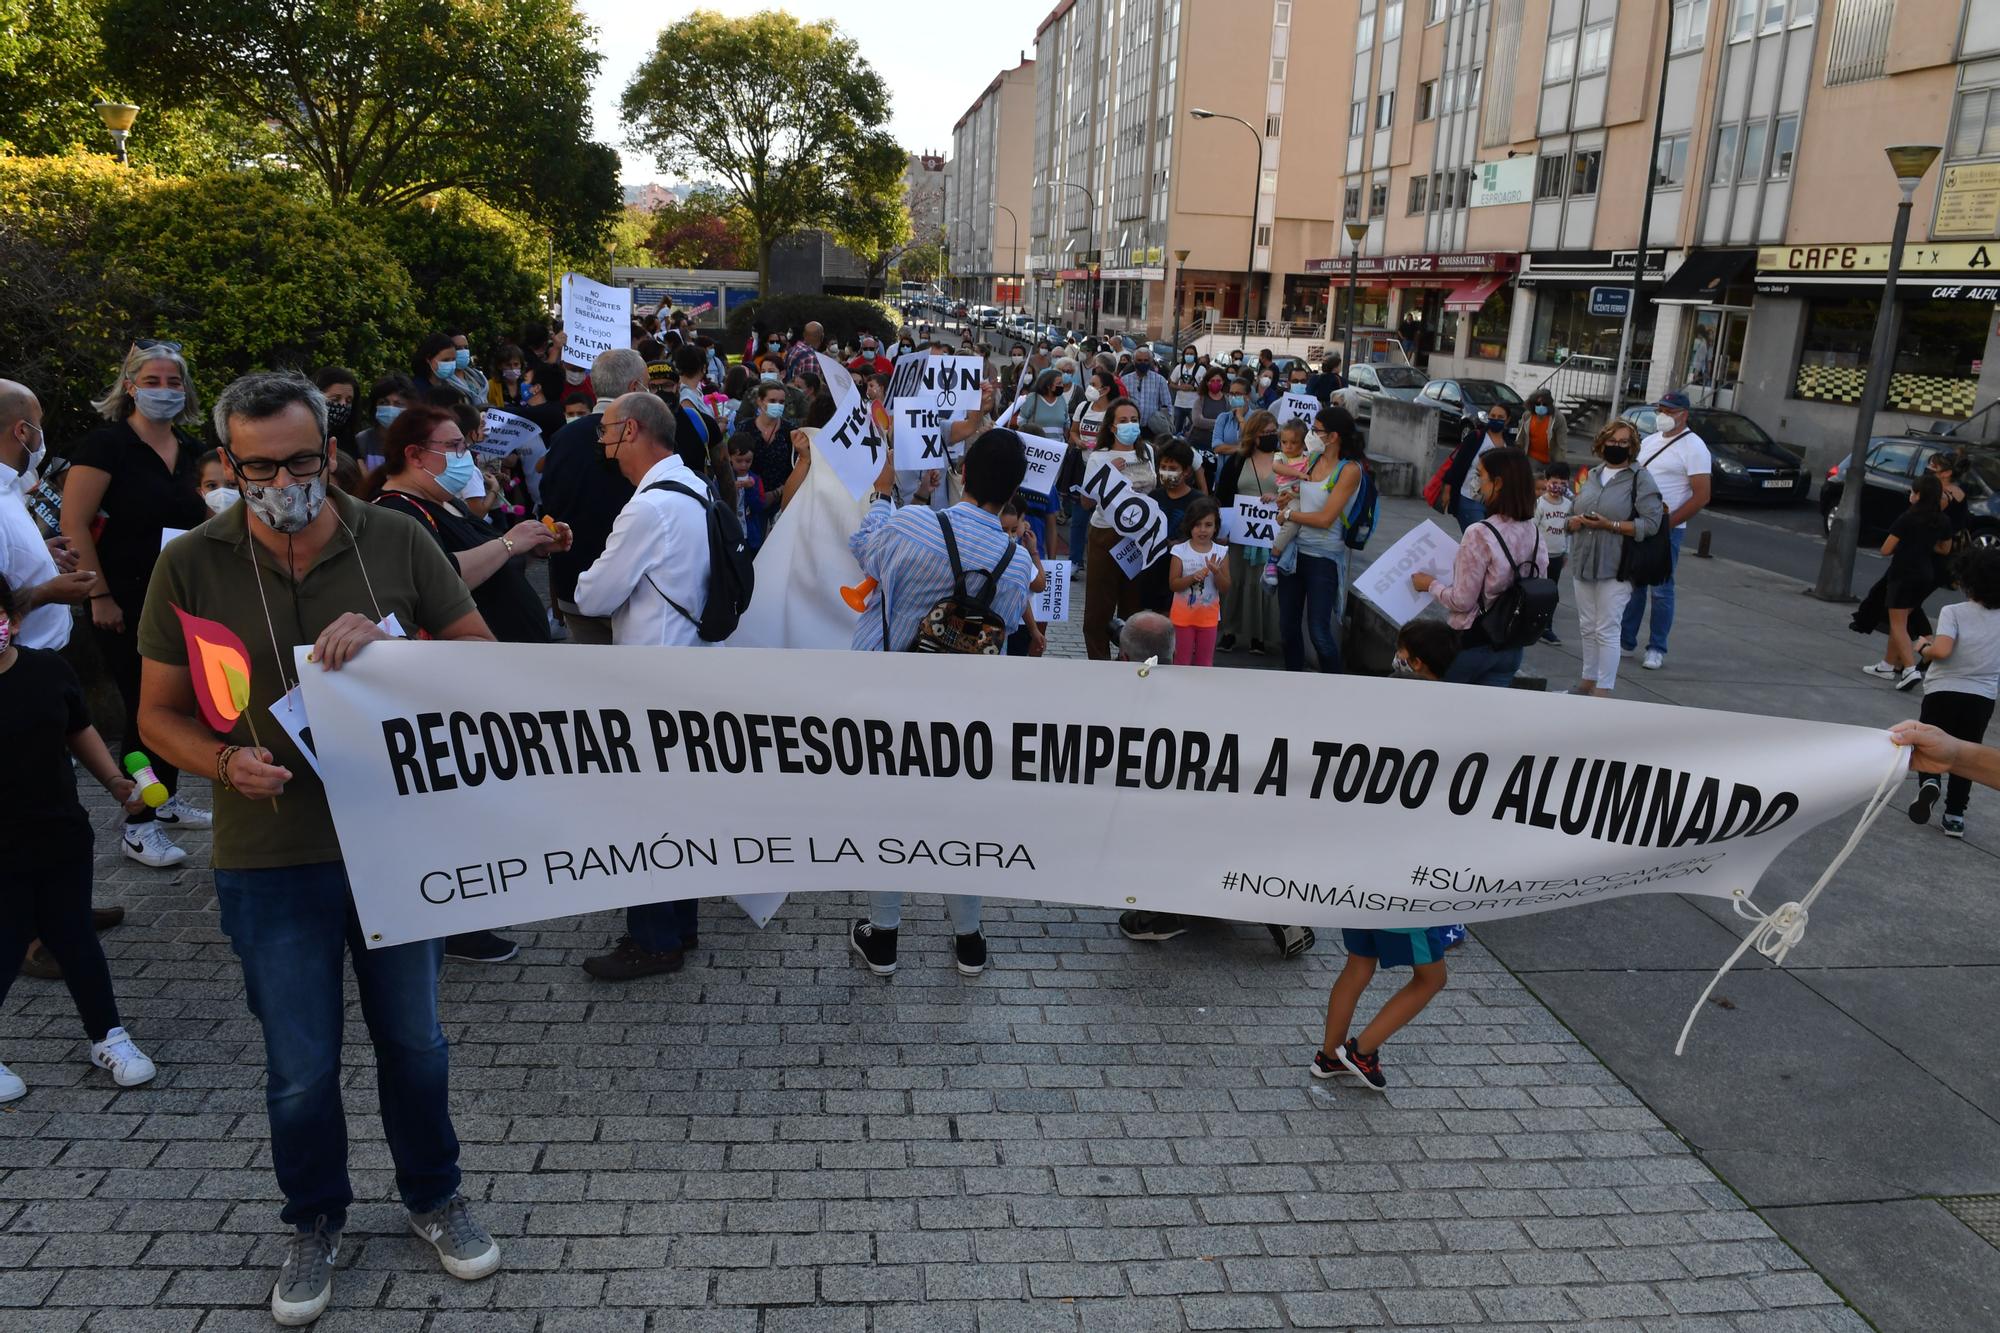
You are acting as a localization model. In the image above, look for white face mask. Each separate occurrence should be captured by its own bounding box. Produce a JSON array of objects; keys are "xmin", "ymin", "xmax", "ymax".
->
[
  {"xmin": 1084, "ymin": 385, "xmax": 1101, "ymax": 403},
  {"xmin": 203, "ymin": 486, "xmax": 241, "ymax": 515}
]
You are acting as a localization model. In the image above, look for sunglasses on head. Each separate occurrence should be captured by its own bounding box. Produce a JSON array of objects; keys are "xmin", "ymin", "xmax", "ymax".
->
[{"xmin": 132, "ymin": 338, "xmax": 183, "ymax": 354}]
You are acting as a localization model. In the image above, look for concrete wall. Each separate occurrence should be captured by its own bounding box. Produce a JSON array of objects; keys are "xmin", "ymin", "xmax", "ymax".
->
[{"xmin": 1367, "ymin": 396, "xmax": 1442, "ymax": 496}]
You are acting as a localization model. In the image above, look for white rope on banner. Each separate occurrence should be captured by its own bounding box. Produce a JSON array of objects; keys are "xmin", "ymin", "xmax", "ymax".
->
[{"xmin": 1673, "ymin": 750, "xmax": 1907, "ymax": 1056}]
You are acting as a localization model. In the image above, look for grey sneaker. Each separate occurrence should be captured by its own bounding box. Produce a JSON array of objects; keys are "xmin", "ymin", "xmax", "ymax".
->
[
  {"xmin": 409, "ymin": 1193, "xmax": 501, "ymax": 1280},
  {"xmin": 271, "ymin": 1218, "xmax": 339, "ymax": 1326}
]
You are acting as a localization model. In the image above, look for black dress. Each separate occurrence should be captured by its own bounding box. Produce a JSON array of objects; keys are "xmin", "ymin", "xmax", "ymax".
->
[{"xmin": 370, "ymin": 491, "xmax": 552, "ymax": 644}]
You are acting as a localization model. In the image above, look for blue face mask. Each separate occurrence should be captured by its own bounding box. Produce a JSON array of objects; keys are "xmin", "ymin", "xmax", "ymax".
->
[
  {"xmin": 764, "ymin": 401, "xmax": 784, "ymax": 420},
  {"xmin": 1113, "ymin": 422, "xmax": 1141, "ymax": 446},
  {"xmin": 453, "ymin": 348, "xmax": 471, "ymax": 371},
  {"xmin": 133, "ymin": 388, "xmax": 185, "ymax": 422},
  {"xmin": 1533, "ymin": 404, "xmax": 1550, "ymax": 417},
  {"xmin": 375, "ymin": 404, "xmax": 403, "ymax": 429},
  {"xmin": 437, "ymin": 450, "xmax": 478, "ymax": 496},
  {"xmin": 1227, "ymin": 395, "xmax": 1246, "ymax": 409},
  {"xmin": 760, "ymin": 371, "xmax": 780, "ymax": 383}
]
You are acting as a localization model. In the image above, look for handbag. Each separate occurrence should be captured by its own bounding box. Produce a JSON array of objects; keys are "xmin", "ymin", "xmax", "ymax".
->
[
  {"xmin": 1618, "ymin": 451, "xmax": 1672, "ymax": 588},
  {"xmin": 1470, "ymin": 521, "xmax": 1558, "ymax": 650}
]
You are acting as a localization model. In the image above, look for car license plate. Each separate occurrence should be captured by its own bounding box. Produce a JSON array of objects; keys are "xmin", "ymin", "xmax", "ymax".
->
[{"xmin": 1761, "ymin": 479, "xmax": 1792, "ymax": 489}]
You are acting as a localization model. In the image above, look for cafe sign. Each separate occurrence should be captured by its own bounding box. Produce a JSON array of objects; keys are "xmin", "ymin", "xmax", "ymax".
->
[{"xmin": 1756, "ymin": 242, "xmax": 1998, "ymax": 274}]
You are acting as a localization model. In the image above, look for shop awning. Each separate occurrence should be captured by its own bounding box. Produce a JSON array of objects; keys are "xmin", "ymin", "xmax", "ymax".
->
[
  {"xmin": 1656, "ymin": 248, "xmax": 1756, "ymax": 304},
  {"xmin": 1443, "ymin": 273, "xmax": 1509, "ymax": 311}
]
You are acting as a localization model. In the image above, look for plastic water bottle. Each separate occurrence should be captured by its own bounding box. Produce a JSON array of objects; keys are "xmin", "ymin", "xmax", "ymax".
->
[{"xmin": 123, "ymin": 753, "xmax": 169, "ymax": 807}]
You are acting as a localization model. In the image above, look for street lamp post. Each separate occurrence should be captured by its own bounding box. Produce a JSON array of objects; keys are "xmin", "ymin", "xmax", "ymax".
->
[
  {"xmin": 1051, "ymin": 180, "xmax": 1096, "ymax": 339},
  {"xmin": 1608, "ymin": 45, "xmax": 1673, "ymax": 421},
  {"xmin": 1812, "ymin": 144, "xmax": 1943, "ymax": 602},
  {"xmin": 1171, "ymin": 247, "xmax": 1192, "ymax": 350},
  {"xmin": 95, "ymin": 101, "xmax": 139, "ymax": 165},
  {"xmin": 993, "ymin": 202, "xmax": 1020, "ymax": 316},
  {"xmin": 1190, "ymin": 109, "xmax": 1264, "ymax": 353},
  {"xmin": 1343, "ymin": 221, "xmax": 1369, "ymax": 378},
  {"xmin": 606, "ymin": 240, "xmax": 618, "ymax": 286}
]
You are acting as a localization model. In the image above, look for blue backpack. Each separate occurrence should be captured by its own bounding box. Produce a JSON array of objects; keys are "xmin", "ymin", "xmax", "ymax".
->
[{"xmin": 1335, "ymin": 460, "xmax": 1380, "ymax": 550}]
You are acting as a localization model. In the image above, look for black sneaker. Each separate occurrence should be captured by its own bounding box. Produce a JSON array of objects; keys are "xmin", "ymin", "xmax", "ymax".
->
[
  {"xmin": 954, "ymin": 932, "xmax": 988, "ymax": 976},
  {"xmin": 1119, "ymin": 910, "xmax": 1189, "ymax": 942},
  {"xmin": 1539, "ymin": 629, "xmax": 1562, "ymax": 645},
  {"xmin": 850, "ymin": 920, "xmax": 898, "ymax": 975},
  {"xmin": 1943, "ymin": 814, "xmax": 1967, "ymax": 838},
  {"xmin": 1310, "ymin": 1049, "xmax": 1340, "ymax": 1080},
  {"xmin": 1267, "ymin": 924, "xmax": 1316, "ymax": 958},
  {"xmin": 1910, "ymin": 780, "xmax": 1941, "ymax": 826},
  {"xmin": 444, "ymin": 930, "xmax": 519, "ymax": 963},
  {"xmin": 1336, "ymin": 1038, "xmax": 1387, "ymax": 1091}
]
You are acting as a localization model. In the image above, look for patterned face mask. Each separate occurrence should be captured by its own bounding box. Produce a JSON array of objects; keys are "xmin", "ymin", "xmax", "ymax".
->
[{"xmin": 241, "ymin": 473, "xmax": 327, "ymax": 534}]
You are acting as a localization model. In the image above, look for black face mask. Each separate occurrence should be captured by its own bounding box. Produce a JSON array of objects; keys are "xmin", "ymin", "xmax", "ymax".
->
[
  {"xmin": 325, "ymin": 401, "xmax": 352, "ymax": 429},
  {"xmin": 1255, "ymin": 434, "xmax": 1279, "ymax": 453},
  {"xmin": 1602, "ymin": 445, "xmax": 1631, "ymax": 465}
]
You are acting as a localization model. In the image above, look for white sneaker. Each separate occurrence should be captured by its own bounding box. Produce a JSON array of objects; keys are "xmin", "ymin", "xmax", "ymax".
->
[
  {"xmin": 90, "ymin": 1027, "xmax": 157, "ymax": 1088},
  {"xmin": 0, "ymin": 1061, "xmax": 24, "ymax": 1103},
  {"xmin": 121, "ymin": 824, "xmax": 188, "ymax": 868},
  {"xmin": 1642, "ymin": 649, "xmax": 1666, "ymax": 670},
  {"xmin": 1861, "ymin": 661, "xmax": 1899, "ymax": 678},
  {"xmin": 153, "ymin": 795, "xmax": 211, "ymax": 829}
]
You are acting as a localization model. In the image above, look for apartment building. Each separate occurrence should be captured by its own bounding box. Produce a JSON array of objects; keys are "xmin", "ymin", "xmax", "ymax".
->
[
  {"xmin": 1326, "ymin": 0, "xmax": 2000, "ymax": 466},
  {"xmin": 946, "ymin": 58, "xmax": 1036, "ymax": 309},
  {"xmin": 904, "ymin": 152, "xmax": 950, "ymax": 250}
]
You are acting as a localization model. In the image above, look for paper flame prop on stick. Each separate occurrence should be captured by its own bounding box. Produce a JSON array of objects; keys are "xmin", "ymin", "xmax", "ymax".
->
[{"xmin": 174, "ymin": 606, "xmax": 253, "ymax": 733}]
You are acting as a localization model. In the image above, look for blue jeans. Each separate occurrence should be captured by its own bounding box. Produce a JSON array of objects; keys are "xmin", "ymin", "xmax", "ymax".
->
[
  {"xmin": 1276, "ymin": 552, "xmax": 1343, "ymax": 673},
  {"xmin": 213, "ymin": 861, "xmax": 459, "ymax": 1231},
  {"xmin": 1621, "ymin": 527, "xmax": 1685, "ymax": 654},
  {"xmin": 1452, "ymin": 492, "xmax": 1486, "ymax": 532},
  {"xmin": 870, "ymin": 892, "xmax": 983, "ymax": 935},
  {"xmin": 1067, "ymin": 498, "xmax": 1091, "ymax": 564},
  {"xmin": 629, "ymin": 898, "xmax": 699, "ymax": 953},
  {"xmin": 1446, "ymin": 640, "xmax": 1526, "ymax": 687}
]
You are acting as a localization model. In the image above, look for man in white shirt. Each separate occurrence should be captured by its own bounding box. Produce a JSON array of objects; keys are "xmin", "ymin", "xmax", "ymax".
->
[
  {"xmin": 0, "ymin": 381, "xmax": 92, "ymax": 649},
  {"xmin": 1622, "ymin": 391, "xmax": 1712, "ymax": 671},
  {"xmin": 574, "ymin": 391, "xmax": 715, "ymax": 981}
]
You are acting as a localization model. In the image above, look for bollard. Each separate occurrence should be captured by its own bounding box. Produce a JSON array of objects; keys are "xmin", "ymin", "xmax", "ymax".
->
[{"xmin": 1696, "ymin": 529, "xmax": 1712, "ymax": 559}]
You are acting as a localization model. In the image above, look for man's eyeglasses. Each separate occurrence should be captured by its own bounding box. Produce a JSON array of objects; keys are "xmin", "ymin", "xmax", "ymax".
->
[
  {"xmin": 597, "ymin": 419, "xmax": 626, "ymax": 443},
  {"xmin": 132, "ymin": 338, "xmax": 183, "ymax": 354},
  {"xmin": 225, "ymin": 449, "xmax": 327, "ymax": 482}
]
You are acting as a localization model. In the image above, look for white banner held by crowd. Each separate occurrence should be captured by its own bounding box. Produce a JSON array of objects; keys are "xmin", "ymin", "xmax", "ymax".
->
[
  {"xmin": 477, "ymin": 409, "xmax": 544, "ymax": 459},
  {"xmin": 301, "ymin": 644, "xmax": 1904, "ymax": 949},
  {"xmin": 1354, "ymin": 519, "xmax": 1459, "ymax": 626},
  {"xmin": 560, "ymin": 273, "xmax": 632, "ymax": 369}
]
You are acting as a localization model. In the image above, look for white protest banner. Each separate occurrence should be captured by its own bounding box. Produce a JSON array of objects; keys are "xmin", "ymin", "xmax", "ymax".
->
[
  {"xmin": 1014, "ymin": 432, "xmax": 1067, "ymax": 497},
  {"xmin": 1225, "ymin": 498, "xmax": 1281, "ymax": 546},
  {"xmin": 1029, "ymin": 562, "xmax": 1071, "ymax": 623},
  {"xmin": 267, "ymin": 615, "xmax": 405, "ymax": 779},
  {"xmin": 1354, "ymin": 519, "xmax": 1459, "ymax": 626},
  {"xmin": 1276, "ymin": 390, "xmax": 1321, "ymax": 427},
  {"xmin": 992, "ymin": 393, "xmax": 1026, "ymax": 430},
  {"xmin": 477, "ymin": 409, "xmax": 544, "ymax": 459},
  {"xmin": 303, "ymin": 643, "xmax": 1903, "ymax": 951},
  {"xmin": 560, "ymin": 272, "xmax": 631, "ymax": 369},
  {"xmin": 727, "ymin": 431, "xmax": 869, "ymax": 651},
  {"xmin": 892, "ymin": 398, "xmax": 950, "ymax": 469}
]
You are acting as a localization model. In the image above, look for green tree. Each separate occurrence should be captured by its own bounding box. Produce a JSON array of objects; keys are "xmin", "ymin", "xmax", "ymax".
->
[
  {"xmin": 828, "ymin": 137, "xmax": 912, "ymax": 300},
  {"xmin": 360, "ymin": 194, "xmax": 543, "ymax": 360},
  {"xmin": 622, "ymin": 10, "xmax": 894, "ymax": 295},
  {"xmin": 896, "ymin": 239, "xmax": 949, "ymax": 286},
  {"xmin": 98, "ymin": 0, "xmax": 621, "ymax": 252}
]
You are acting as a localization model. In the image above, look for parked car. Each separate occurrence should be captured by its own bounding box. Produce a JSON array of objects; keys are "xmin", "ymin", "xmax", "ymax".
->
[
  {"xmin": 1410, "ymin": 377, "xmax": 1526, "ymax": 441},
  {"xmin": 1820, "ymin": 435, "xmax": 2000, "ymax": 546},
  {"xmin": 1335, "ymin": 362, "xmax": 1429, "ymax": 421},
  {"xmin": 1617, "ymin": 406, "xmax": 1812, "ymax": 505}
]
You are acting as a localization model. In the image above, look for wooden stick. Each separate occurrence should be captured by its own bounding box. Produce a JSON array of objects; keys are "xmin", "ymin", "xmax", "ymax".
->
[{"xmin": 239, "ymin": 713, "xmax": 282, "ymax": 813}]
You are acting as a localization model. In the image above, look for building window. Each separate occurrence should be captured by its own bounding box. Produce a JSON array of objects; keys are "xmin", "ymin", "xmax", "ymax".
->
[
  {"xmin": 1271, "ymin": 56, "xmax": 1287, "ymax": 81},
  {"xmin": 1383, "ymin": 2, "xmax": 1404, "ymax": 41},
  {"xmin": 1275, "ymin": 1, "xmax": 1291, "ymax": 23},
  {"xmin": 1535, "ymin": 153, "xmax": 1567, "ymax": 199},
  {"xmin": 1344, "ymin": 185, "xmax": 1362, "ymax": 219},
  {"xmin": 1409, "ymin": 174, "xmax": 1430, "ymax": 213},
  {"xmin": 1257, "ymin": 224, "xmax": 1273, "ymax": 246},
  {"xmin": 1358, "ymin": 14, "xmax": 1375, "ymax": 50},
  {"xmin": 1266, "ymin": 113, "xmax": 1283, "ymax": 138},
  {"xmin": 1795, "ymin": 297, "xmax": 1986, "ymax": 419},
  {"xmin": 1671, "ymin": 0, "xmax": 1710, "ymax": 50},
  {"xmin": 1579, "ymin": 22, "xmax": 1613, "ymax": 74},
  {"xmin": 1261, "ymin": 168, "xmax": 1279, "ymax": 193},
  {"xmin": 1419, "ymin": 80, "xmax": 1438, "ymax": 119},
  {"xmin": 1350, "ymin": 100, "xmax": 1367, "ymax": 136},
  {"xmin": 1530, "ymin": 287, "xmax": 1631, "ymax": 362},
  {"xmin": 1768, "ymin": 116, "xmax": 1798, "ymax": 178},
  {"xmin": 1951, "ymin": 87, "xmax": 2000, "ymax": 160},
  {"xmin": 1731, "ymin": 0, "xmax": 1756, "ymax": 38},
  {"xmin": 1376, "ymin": 91, "xmax": 1395, "ymax": 129},
  {"xmin": 1468, "ymin": 284, "xmax": 1514, "ymax": 362},
  {"xmin": 1655, "ymin": 133, "xmax": 1690, "ymax": 186},
  {"xmin": 1568, "ymin": 149, "xmax": 1602, "ymax": 197},
  {"xmin": 1369, "ymin": 181, "xmax": 1388, "ymax": 215},
  {"xmin": 1711, "ymin": 124, "xmax": 1739, "ymax": 183},
  {"xmin": 1825, "ymin": 0, "xmax": 1893, "ymax": 85},
  {"xmin": 1546, "ymin": 33, "xmax": 1577, "ymax": 83},
  {"xmin": 1430, "ymin": 0, "xmax": 1447, "ymax": 23},
  {"xmin": 1739, "ymin": 120, "xmax": 1768, "ymax": 180},
  {"xmin": 1762, "ymin": 0, "xmax": 1787, "ymax": 28}
]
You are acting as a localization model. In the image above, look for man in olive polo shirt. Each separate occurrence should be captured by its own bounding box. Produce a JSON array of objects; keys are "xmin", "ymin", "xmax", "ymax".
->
[{"xmin": 136, "ymin": 371, "xmax": 501, "ymax": 1328}]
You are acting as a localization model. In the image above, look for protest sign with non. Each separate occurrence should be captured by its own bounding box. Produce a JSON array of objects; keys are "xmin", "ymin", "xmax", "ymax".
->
[
  {"xmin": 1077, "ymin": 456, "xmax": 1172, "ymax": 569},
  {"xmin": 304, "ymin": 644, "xmax": 1904, "ymax": 952},
  {"xmin": 560, "ymin": 273, "xmax": 632, "ymax": 369},
  {"xmin": 1353, "ymin": 519, "xmax": 1459, "ymax": 625},
  {"xmin": 477, "ymin": 409, "xmax": 544, "ymax": 459},
  {"xmin": 1030, "ymin": 562, "xmax": 1072, "ymax": 623},
  {"xmin": 892, "ymin": 398, "xmax": 951, "ymax": 469},
  {"xmin": 1014, "ymin": 432, "xmax": 1067, "ymax": 497},
  {"xmin": 907, "ymin": 355, "xmax": 983, "ymax": 414},
  {"xmin": 1225, "ymin": 498, "xmax": 1282, "ymax": 547},
  {"xmin": 1276, "ymin": 391, "xmax": 1321, "ymax": 427}
]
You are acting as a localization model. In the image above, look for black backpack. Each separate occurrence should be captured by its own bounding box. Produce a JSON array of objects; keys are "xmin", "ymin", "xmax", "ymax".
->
[
  {"xmin": 642, "ymin": 478, "xmax": 755, "ymax": 642},
  {"xmin": 1471, "ymin": 520, "xmax": 1558, "ymax": 650},
  {"xmin": 893, "ymin": 512, "xmax": 1017, "ymax": 654}
]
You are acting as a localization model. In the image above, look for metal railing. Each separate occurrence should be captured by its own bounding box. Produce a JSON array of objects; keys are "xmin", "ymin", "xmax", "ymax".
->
[
  {"xmin": 1205, "ymin": 317, "xmax": 1325, "ymax": 340},
  {"xmin": 1543, "ymin": 354, "xmax": 1652, "ymax": 425}
]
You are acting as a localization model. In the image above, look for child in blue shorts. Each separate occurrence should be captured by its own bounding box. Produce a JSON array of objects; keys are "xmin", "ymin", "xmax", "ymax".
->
[{"xmin": 1312, "ymin": 925, "xmax": 1452, "ymax": 1090}]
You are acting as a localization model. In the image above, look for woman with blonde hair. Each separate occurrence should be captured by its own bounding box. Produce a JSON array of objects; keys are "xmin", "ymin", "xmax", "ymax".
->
[
  {"xmin": 61, "ymin": 340, "xmax": 212, "ymax": 867},
  {"xmin": 1565, "ymin": 421, "xmax": 1665, "ymax": 695}
]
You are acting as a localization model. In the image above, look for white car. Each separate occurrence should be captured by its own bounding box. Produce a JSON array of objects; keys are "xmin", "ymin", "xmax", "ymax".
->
[{"xmin": 1336, "ymin": 362, "xmax": 1430, "ymax": 420}]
